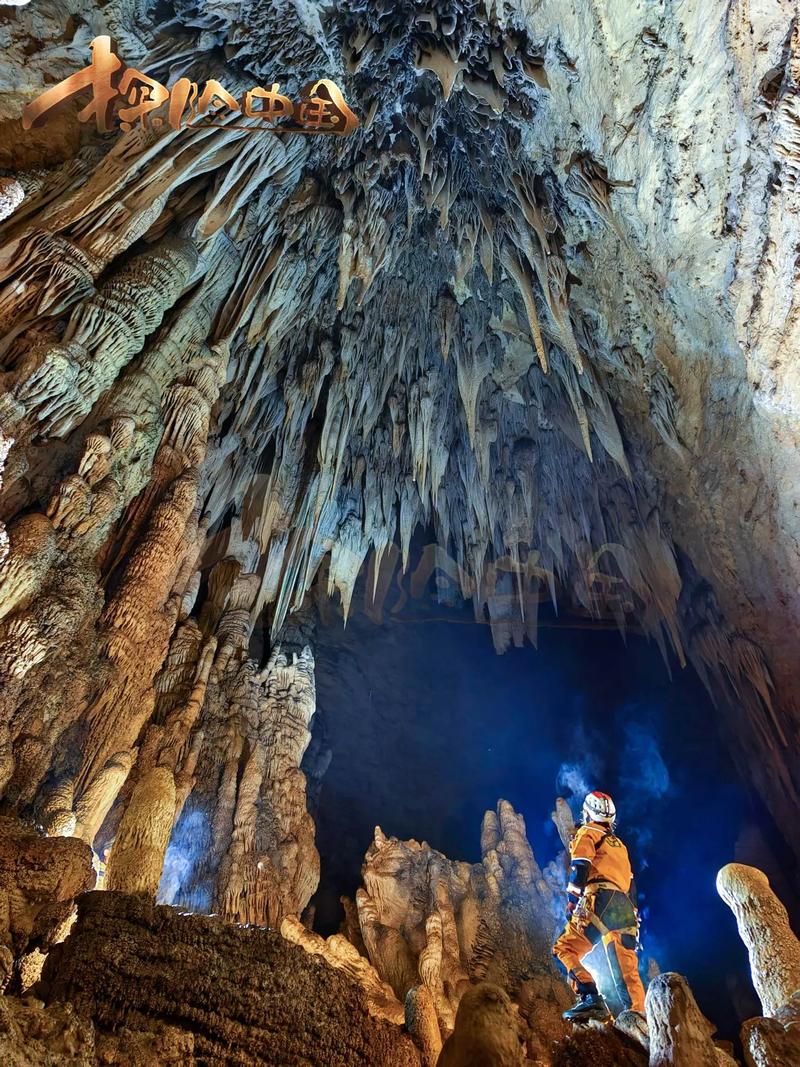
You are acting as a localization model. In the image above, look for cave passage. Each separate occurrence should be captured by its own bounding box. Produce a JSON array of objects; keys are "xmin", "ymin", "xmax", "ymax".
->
[
  {"xmin": 312, "ymin": 589, "xmax": 782, "ymax": 1036},
  {"xmin": 2, "ymin": 0, "xmax": 800, "ymax": 1061}
]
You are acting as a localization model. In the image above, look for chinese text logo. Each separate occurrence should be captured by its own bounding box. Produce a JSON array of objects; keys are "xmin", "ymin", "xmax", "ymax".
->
[{"xmin": 22, "ymin": 35, "xmax": 358, "ymax": 136}]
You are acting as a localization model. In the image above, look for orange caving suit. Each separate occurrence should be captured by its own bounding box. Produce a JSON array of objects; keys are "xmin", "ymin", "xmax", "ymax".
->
[{"xmin": 552, "ymin": 822, "xmax": 646, "ymax": 1014}]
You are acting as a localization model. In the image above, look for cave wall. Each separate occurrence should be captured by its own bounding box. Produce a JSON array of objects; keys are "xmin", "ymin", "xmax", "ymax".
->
[
  {"xmin": 0, "ymin": 0, "xmax": 797, "ymax": 995},
  {"xmin": 515, "ymin": 0, "xmax": 800, "ymax": 839}
]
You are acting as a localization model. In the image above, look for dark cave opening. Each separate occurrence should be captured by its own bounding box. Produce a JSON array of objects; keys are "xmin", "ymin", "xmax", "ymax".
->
[{"xmin": 309, "ymin": 584, "xmax": 794, "ymax": 1038}]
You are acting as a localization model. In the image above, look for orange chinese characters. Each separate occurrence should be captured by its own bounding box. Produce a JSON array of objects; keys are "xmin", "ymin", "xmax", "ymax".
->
[
  {"xmin": 22, "ymin": 35, "xmax": 122, "ymax": 133},
  {"xmin": 166, "ymin": 80, "xmax": 294, "ymax": 129},
  {"xmin": 117, "ymin": 67, "xmax": 170, "ymax": 131},
  {"xmin": 21, "ymin": 35, "xmax": 359, "ymax": 137},
  {"xmin": 21, "ymin": 35, "xmax": 171, "ymax": 134},
  {"xmin": 298, "ymin": 79, "xmax": 359, "ymax": 135},
  {"xmin": 242, "ymin": 84, "xmax": 294, "ymax": 123},
  {"xmin": 166, "ymin": 78, "xmax": 241, "ymax": 129}
]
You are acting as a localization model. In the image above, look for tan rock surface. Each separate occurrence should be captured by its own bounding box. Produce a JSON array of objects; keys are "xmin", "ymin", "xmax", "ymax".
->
[
  {"xmin": 646, "ymin": 972, "xmax": 726, "ymax": 1067},
  {"xmin": 717, "ymin": 862, "xmax": 800, "ymax": 1017},
  {"xmin": 551, "ymin": 1024, "xmax": 647, "ymax": 1067},
  {"xmin": 0, "ymin": 993, "xmax": 192, "ymax": 1067},
  {"xmin": 350, "ymin": 800, "xmax": 569, "ymax": 1057},
  {"xmin": 0, "ymin": 816, "xmax": 94, "ymax": 978},
  {"xmin": 742, "ymin": 1007, "xmax": 800, "ymax": 1067},
  {"xmin": 436, "ymin": 982, "xmax": 525, "ymax": 1067}
]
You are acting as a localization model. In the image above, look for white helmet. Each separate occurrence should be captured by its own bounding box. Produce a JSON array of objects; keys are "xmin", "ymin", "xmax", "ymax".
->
[{"xmin": 582, "ymin": 791, "xmax": 616, "ymax": 826}]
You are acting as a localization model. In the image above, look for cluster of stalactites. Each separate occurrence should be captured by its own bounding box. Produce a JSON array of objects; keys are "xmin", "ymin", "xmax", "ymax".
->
[{"xmin": 164, "ymin": 0, "xmax": 690, "ymax": 664}]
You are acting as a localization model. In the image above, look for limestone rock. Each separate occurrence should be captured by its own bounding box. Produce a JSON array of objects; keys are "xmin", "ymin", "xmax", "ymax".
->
[
  {"xmin": 105, "ymin": 766, "xmax": 177, "ymax": 897},
  {"xmin": 436, "ymin": 982, "xmax": 525, "ymax": 1067},
  {"xmin": 717, "ymin": 863, "xmax": 800, "ymax": 1017},
  {"xmin": 40, "ymin": 890, "xmax": 421, "ymax": 1066},
  {"xmin": 0, "ymin": 816, "xmax": 94, "ymax": 970},
  {"xmin": 0, "ymin": 995, "xmax": 94, "ymax": 1066},
  {"xmin": 646, "ymin": 973, "xmax": 724, "ymax": 1067},
  {"xmin": 354, "ymin": 799, "xmax": 569, "ymax": 1050},
  {"xmin": 0, "ymin": 178, "xmax": 23, "ymax": 223},
  {"xmin": 738, "ymin": 992, "xmax": 800, "ymax": 1067},
  {"xmin": 406, "ymin": 984, "xmax": 444, "ymax": 1067},
  {"xmin": 551, "ymin": 1024, "xmax": 647, "ymax": 1067},
  {"xmin": 95, "ymin": 1024, "xmax": 195, "ymax": 1066},
  {"xmin": 614, "ymin": 1009, "xmax": 650, "ymax": 1053},
  {"xmin": 0, "ymin": 992, "xmax": 192, "ymax": 1067},
  {"xmin": 281, "ymin": 913, "xmax": 405, "ymax": 1024}
]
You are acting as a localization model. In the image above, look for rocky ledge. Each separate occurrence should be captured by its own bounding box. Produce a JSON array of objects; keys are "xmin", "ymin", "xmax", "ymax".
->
[{"xmin": 37, "ymin": 890, "xmax": 421, "ymax": 1066}]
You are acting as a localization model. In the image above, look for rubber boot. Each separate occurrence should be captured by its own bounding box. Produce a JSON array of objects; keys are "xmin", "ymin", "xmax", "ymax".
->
[{"xmin": 563, "ymin": 991, "xmax": 611, "ymax": 1023}]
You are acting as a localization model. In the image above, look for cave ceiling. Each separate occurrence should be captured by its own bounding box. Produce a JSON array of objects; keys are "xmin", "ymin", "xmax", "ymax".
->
[{"xmin": 0, "ymin": 1, "xmax": 798, "ymax": 852}]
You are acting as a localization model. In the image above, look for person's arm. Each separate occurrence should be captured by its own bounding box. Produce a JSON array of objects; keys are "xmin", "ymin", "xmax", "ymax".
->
[{"xmin": 565, "ymin": 827, "xmax": 598, "ymax": 918}]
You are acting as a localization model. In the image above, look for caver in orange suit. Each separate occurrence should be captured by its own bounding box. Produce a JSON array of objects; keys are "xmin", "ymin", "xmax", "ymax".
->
[{"xmin": 553, "ymin": 793, "xmax": 646, "ymax": 1020}]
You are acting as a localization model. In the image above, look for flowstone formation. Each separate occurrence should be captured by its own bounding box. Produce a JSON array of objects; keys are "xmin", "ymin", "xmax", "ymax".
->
[{"xmin": 37, "ymin": 891, "xmax": 422, "ymax": 1066}]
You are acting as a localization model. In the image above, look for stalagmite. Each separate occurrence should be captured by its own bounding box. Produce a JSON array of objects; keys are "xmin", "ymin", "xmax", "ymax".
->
[
  {"xmin": 405, "ymin": 985, "xmax": 443, "ymax": 1067},
  {"xmin": 716, "ymin": 863, "xmax": 800, "ymax": 1017},
  {"xmin": 352, "ymin": 800, "xmax": 568, "ymax": 1052},
  {"xmin": 646, "ymin": 973, "xmax": 729, "ymax": 1067},
  {"xmin": 105, "ymin": 767, "xmax": 177, "ymax": 897},
  {"xmin": 436, "ymin": 983, "xmax": 524, "ymax": 1067}
]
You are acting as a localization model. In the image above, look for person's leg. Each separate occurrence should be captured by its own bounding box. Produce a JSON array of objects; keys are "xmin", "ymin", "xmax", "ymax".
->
[
  {"xmin": 604, "ymin": 931, "xmax": 646, "ymax": 1014},
  {"xmin": 553, "ymin": 923, "xmax": 596, "ymax": 995}
]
